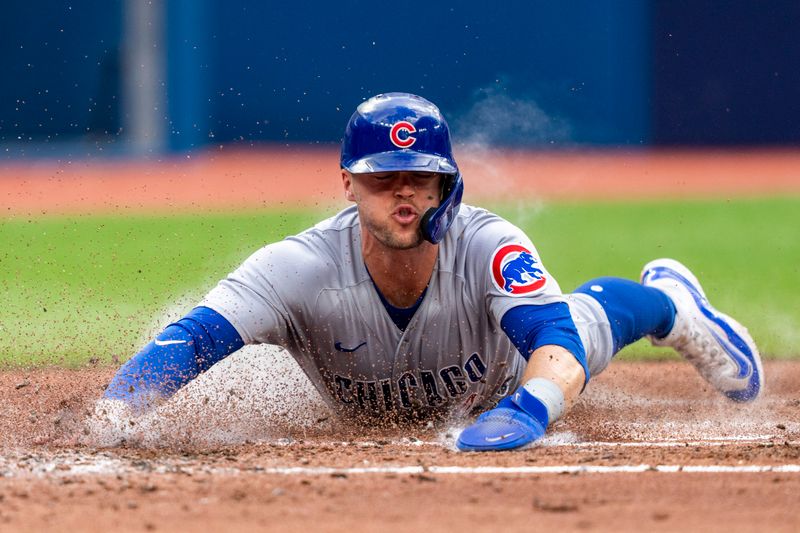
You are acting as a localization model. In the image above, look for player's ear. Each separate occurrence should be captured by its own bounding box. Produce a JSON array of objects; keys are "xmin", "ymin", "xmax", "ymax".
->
[{"xmin": 342, "ymin": 169, "xmax": 356, "ymax": 202}]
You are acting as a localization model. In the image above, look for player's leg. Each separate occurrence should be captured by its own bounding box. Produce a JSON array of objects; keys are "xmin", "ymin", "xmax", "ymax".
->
[
  {"xmin": 576, "ymin": 260, "xmax": 762, "ymax": 402},
  {"xmin": 572, "ymin": 276, "xmax": 676, "ymax": 358}
]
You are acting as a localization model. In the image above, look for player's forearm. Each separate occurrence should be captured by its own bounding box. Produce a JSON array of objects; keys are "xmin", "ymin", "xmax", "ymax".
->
[
  {"xmin": 521, "ymin": 344, "xmax": 586, "ymax": 410},
  {"xmin": 104, "ymin": 325, "xmax": 202, "ymax": 411},
  {"xmin": 104, "ymin": 306, "xmax": 244, "ymax": 411}
]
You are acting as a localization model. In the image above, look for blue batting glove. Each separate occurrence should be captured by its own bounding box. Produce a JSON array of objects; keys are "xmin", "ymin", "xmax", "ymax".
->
[{"xmin": 456, "ymin": 395, "xmax": 547, "ymax": 452}]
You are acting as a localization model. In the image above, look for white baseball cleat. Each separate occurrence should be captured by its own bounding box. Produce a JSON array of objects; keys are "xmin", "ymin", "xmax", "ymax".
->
[{"xmin": 641, "ymin": 258, "xmax": 763, "ymax": 402}]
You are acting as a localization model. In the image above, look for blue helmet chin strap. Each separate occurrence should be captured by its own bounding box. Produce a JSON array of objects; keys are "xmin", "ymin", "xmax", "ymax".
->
[{"xmin": 420, "ymin": 172, "xmax": 464, "ymax": 244}]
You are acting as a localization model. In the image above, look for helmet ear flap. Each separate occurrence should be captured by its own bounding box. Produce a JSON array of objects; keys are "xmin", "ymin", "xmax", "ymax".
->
[{"xmin": 420, "ymin": 173, "xmax": 464, "ymax": 244}]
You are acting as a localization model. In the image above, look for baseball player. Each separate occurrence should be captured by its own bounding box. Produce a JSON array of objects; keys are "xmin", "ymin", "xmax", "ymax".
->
[{"xmin": 97, "ymin": 93, "xmax": 763, "ymax": 451}]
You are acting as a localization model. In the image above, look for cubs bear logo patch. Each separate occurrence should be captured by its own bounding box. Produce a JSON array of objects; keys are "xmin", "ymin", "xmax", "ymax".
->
[{"xmin": 490, "ymin": 243, "xmax": 547, "ymax": 295}]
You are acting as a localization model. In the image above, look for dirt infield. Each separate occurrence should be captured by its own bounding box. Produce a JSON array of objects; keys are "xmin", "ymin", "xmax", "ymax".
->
[
  {"xmin": 1, "ymin": 358, "xmax": 799, "ymax": 532},
  {"xmin": 2, "ymin": 148, "xmax": 800, "ymax": 216}
]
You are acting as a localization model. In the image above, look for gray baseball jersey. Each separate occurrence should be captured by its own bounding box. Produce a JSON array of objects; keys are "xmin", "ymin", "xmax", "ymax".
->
[{"xmin": 202, "ymin": 204, "xmax": 613, "ymax": 421}]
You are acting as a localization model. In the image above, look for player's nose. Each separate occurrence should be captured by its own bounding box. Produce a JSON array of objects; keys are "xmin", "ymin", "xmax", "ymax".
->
[{"xmin": 393, "ymin": 173, "xmax": 416, "ymax": 197}]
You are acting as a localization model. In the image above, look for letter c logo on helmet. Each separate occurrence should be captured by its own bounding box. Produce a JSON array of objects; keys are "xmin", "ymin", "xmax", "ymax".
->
[{"xmin": 389, "ymin": 121, "xmax": 417, "ymax": 148}]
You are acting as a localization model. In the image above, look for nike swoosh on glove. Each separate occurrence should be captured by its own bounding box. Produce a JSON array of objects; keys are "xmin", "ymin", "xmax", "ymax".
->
[{"xmin": 456, "ymin": 396, "xmax": 546, "ymax": 451}]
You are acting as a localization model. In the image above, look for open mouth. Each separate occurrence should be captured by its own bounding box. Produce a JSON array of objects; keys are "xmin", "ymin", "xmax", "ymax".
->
[{"xmin": 392, "ymin": 205, "xmax": 418, "ymax": 225}]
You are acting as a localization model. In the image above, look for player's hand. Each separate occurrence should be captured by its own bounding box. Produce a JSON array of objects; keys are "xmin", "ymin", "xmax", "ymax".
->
[{"xmin": 456, "ymin": 395, "xmax": 546, "ymax": 451}]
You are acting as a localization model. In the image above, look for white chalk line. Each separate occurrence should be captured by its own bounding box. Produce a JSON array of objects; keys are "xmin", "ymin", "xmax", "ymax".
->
[
  {"xmin": 264, "ymin": 434, "xmax": 792, "ymax": 449},
  {"xmin": 343, "ymin": 435, "xmax": 797, "ymax": 449},
  {"xmin": 1, "ymin": 436, "xmax": 797, "ymax": 479},
  {"xmin": 3, "ymin": 461, "xmax": 800, "ymax": 478},
  {"xmin": 545, "ymin": 436, "xmax": 797, "ymax": 448},
  {"xmin": 258, "ymin": 464, "xmax": 800, "ymax": 475}
]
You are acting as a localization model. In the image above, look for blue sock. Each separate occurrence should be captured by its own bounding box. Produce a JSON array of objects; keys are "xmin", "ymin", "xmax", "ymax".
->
[{"xmin": 574, "ymin": 277, "xmax": 675, "ymax": 354}]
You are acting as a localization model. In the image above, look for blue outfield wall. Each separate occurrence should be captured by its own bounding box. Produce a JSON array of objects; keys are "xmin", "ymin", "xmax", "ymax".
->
[
  {"xmin": 0, "ymin": 1, "xmax": 122, "ymax": 144},
  {"xmin": 652, "ymin": 1, "xmax": 800, "ymax": 145},
  {"xmin": 1, "ymin": 1, "xmax": 799, "ymax": 153},
  {"xmin": 193, "ymin": 2, "xmax": 651, "ymax": 149}
]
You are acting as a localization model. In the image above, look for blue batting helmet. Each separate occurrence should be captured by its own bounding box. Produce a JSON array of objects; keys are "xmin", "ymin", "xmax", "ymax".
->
[{"xmin": 341, "ymin": 92, "xmax": 464, "ymax": 244}]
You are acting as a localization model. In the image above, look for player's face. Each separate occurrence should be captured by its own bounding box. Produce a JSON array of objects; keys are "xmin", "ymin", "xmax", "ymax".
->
[{"xmin": 343, "ymin": 170, "xmax": 443, "ymax": 250}]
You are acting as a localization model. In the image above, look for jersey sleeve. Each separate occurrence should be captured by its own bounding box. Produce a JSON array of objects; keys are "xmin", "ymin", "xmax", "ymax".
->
[
  {"xmin": 200, "ymin": 237, "xmax": 327, "ymax": 346},
  {"xmin": 464, "ymin": 215, "xmax": 567, "ymax": 325}
]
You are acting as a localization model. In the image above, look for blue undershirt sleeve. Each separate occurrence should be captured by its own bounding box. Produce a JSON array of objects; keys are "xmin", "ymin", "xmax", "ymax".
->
[
  {"xmin": 103, "ymin": 306, "xmax": 244, "ymax": 410},
  {"xmin": 500, "ymin": 302, "xmax": 590, "ymax": 385}
]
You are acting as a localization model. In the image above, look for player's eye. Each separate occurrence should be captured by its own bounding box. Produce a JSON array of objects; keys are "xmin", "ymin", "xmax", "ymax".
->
[
  {"xmin": 369, "ymin": 173, "xmax": 395, "ymax": 181},
  {"xmin": 364, "ymin": 171, "xmax": 439, "ymax": 184},
  {"xmin": 411, "ymin": 172, "xmax": 442, "ymax": 185}
]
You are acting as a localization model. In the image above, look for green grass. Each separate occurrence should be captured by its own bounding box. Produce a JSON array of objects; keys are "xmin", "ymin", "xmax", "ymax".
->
[
  {"xmin": 0, "ymin": 210, "xmax": 324, "ymax": 366},
  {"xmin": 1, "ymin": 196, "xmax": 798, "ymax": 367}
]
